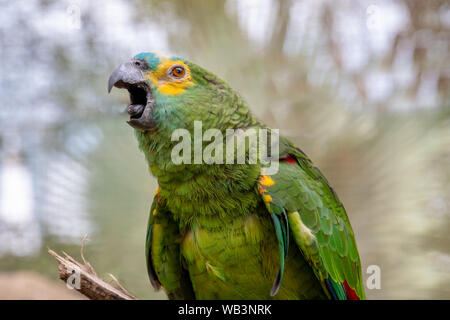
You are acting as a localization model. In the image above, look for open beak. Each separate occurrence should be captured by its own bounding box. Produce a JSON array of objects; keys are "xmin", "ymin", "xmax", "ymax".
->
[{"xmin": 108, "ymin": 60, "xmax": 156, "ymax": 132}]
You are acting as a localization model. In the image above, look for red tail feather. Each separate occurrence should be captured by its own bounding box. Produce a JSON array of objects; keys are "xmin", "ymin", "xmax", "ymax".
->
[{"xmin": 343, "ymin": 281, "xmax": 359, "ymax": 300}]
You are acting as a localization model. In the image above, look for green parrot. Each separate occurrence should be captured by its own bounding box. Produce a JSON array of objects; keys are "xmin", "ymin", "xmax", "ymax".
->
[{"xmin": 108, "ymin": 52, "xmax": 365, "ymax": 300}]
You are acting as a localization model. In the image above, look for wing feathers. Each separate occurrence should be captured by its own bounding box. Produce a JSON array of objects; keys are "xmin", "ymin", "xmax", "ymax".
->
[{"xmin": 258, "ymin": 153, "xmax": 365, "ymax": 299}]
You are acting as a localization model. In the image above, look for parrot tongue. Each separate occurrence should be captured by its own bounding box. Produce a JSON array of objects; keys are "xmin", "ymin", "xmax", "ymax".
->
[
  {"xmin": 126, "ymin": 84, "xmax": 147, "ymax": 117},
  {"xmin": 127, "ymin": 104, "xmax": 145, "ymax": 119}
]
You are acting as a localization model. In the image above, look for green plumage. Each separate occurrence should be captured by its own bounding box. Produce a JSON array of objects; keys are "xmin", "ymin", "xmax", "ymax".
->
[{"xmin": 112, "ymin": 52, "xmax": 365, "ymax": 300}]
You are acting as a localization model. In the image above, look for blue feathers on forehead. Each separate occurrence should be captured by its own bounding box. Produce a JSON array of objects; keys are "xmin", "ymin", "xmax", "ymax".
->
[
  {"xmin": 134, "ymin": 52, "xmax": 160, "ymax": 70},
  {"xmin": 134, "ymin": 52, "xmax": 186, "ymax": 70}
]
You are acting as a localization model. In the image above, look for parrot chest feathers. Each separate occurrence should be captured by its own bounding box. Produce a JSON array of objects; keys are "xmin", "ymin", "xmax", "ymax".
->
[
  {"xmin": 179, "ymin": 213, "xmax": 281, "ymax": 299},
  {"xmin": 177, "ymin": 210, "xmax": 326, "ymax": 299},
  {"xmin": 152, "ymin": 163, "xmax": 262, "ymax": 228}
]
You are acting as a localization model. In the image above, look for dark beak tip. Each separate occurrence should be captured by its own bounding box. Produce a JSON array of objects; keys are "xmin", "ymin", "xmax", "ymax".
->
[
  {"xmin": 107, "ymin": 62, "xmax": 125, "ymax": 94},
  {"xmin": 107, "ymin": 75, "xmax": 117, "ymax": 93}
]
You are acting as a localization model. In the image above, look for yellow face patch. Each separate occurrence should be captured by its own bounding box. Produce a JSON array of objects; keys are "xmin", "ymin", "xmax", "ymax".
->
[{"xmin": 145, "ymin": 59, "xmax": 194, "ymax": 96}]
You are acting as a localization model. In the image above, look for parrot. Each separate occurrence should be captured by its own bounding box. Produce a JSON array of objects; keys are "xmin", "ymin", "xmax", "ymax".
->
[{"xmin": 108, "ymin": 52, "xmax": 365, "ymax": 300}]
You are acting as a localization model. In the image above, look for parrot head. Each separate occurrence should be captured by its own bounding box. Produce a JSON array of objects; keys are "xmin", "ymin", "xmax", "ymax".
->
[{"xmin": 108, "ymin": 52, "xmax": 242, "ymax": 134}]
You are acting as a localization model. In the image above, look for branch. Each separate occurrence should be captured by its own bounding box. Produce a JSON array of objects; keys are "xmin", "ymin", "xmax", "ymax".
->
[{"xmin": 48, "ymin": 240, "xmax": 136, "ymax": 300}]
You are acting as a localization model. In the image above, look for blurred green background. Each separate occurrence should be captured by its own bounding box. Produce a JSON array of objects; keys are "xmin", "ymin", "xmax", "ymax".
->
[{"xmin": 0, "ymin": 0, "xmax": 448, "ymax": 299}]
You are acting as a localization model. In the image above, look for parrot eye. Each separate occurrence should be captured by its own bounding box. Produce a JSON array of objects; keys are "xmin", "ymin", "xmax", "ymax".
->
[{"xmin": 170, "ymin": 66, "xmax": 185, "ymax": 79}]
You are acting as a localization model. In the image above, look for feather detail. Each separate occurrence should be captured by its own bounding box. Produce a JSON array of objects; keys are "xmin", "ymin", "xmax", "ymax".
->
[
  {"xmin": 325, "ymin": 277, "xmax": 347, "ymax": 300},
  {"xmin": 205, "ymin": 261, "xmax": 226, "ymax": 282},
  {"xmin": 146, "ymin": 225, "xmax": 161, "ymax": 290},
  {"xmin": 282, "ymin": 156, "xmax": 297, "ymax": 164},
  {"xmin": 343, "ymin": 280, "xmax": 360, "ymax": 300},
  {"xmin": 269, "ymin": 209, "xmax": 289, "ymax": 296},
  {"xmin": 259, "ymin": 155, "xmax": 365, "ymax": 300}
]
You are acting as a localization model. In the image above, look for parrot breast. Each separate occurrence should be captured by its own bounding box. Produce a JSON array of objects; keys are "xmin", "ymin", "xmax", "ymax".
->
[{"xmin": 179, "ymin": 212, "xmax": 327, "ymax": 299}]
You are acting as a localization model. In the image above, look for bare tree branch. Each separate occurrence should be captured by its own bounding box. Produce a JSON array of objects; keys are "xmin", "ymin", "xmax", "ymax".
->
[{"xmin": 48, "ymin": 248, "xmax": 136, "ymax": 300}]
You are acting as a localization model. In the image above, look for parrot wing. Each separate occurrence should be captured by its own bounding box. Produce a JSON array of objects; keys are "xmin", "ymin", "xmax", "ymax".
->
[
  {"xmin": 146, "ymin": 187, "xmax": 195, "ymax": 299},
  {"xmin": 258, "ymin": 136, "xmax": 365, "ymax": 300}
]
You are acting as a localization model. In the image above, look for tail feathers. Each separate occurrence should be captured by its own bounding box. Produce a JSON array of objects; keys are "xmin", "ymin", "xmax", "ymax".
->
[
  {"xmin": 325, "ymin": 277, "xmax": 360, "ymax": 300},
  {"xmin": 343, "ymin": 280, "xmax": 360, "ymax": 300}
]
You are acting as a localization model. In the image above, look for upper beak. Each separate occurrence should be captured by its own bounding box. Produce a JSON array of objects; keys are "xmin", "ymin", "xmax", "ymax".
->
[{"xmin": 108, "ymin": 61, "xmax": 146, "ymax": 93}]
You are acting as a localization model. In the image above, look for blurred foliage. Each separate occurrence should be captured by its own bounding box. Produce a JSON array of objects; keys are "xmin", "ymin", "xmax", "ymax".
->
[{"xmin": 0, "ymin": 0, "xmax": 449, "ymax": 299}]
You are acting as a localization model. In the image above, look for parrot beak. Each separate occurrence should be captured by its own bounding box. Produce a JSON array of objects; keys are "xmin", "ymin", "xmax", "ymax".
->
[{"xmin": 108, "ymin": 61, "xmax": 156, "ymax": 132}]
